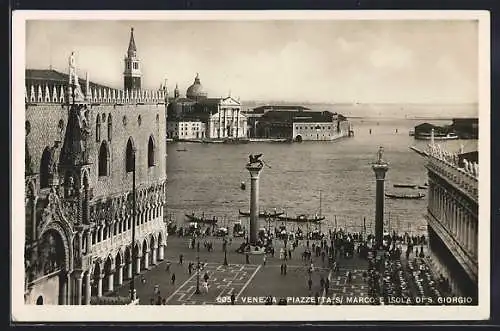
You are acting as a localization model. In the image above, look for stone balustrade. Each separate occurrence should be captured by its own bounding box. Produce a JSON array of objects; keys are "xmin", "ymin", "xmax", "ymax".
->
[
  {"xmin": 26, "ymin": 83, "xmax": 166, "ymax": 105},
  {"xmin": 428, "ymin": 157, "xmax": 478, "ymax": 203}
]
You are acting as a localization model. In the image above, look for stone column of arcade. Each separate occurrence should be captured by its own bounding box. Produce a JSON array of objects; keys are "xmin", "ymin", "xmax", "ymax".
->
[
  {"xmin": 84, "ymin": 272, "xmax": 91, "ymax": 305},
  {"xmin": 246, "ymin": 156, "xmax": 265, "ymax": 246},
  {"xmin": 372, "ymin": 146, "xmax": 389, "ymax": 249},
  {"xmin": 117, "ymin": 264, "xmax": 123, "ymax": 286},
  {"xmin": 158, "ymin": 244, "xmax": 165, "ymax": 261}
]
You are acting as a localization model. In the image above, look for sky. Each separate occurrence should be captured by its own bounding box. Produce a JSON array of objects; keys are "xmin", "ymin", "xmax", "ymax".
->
[{"xmin": 25, "ymin": 19, "xmax": 479, "ymax": 104}]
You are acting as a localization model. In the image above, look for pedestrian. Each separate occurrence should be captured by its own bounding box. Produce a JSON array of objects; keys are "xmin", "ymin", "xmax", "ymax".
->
[
  {"xmin": 263, "ymin": 255, "xmax": 267, "ymax": 266},
  {"xmin": 179, "ymin": 254, "xmax": 183, "ymax": 264},
  {"xmin": 347, "ymin": 271, "xmax": 352, "ymax": 283},
  {"xmin": 320, "ymin": 277, "xmax": 325, "ymax": 290},
  {"xmin": 203, "ymin": 281, "xmax": 209, "ymax": 293},
  {"xmin": 245, "ymin": 253, "xmax": 250, "ymax": 264},
  {"xmin": 280, "ymin": 263, "xmax": 284, "ymax": 275},
  {"xmin": 315, "ymin": 292, "xmax": 320, "ymax": 305},
  {"xmin": 197, "ymin": 242, "xmax": 200, "ymax": 251},
  {"xmin": 288, "ymin": 249, "xmax": 292, "ymax": 260},
  {"xmin": 156, "ymin": 295, "xmax": 162, "ymax": 305},
  {"xmin": 325, "ymin": 278, "xmax": 330, "ymax": 296},
  {"xmin": 203, "ymin": 272, "xmax": 209, "ymax": 283},
  {"xmin": 230, "ymin": 293, "xmax": 236, "ymax": 305},
  {"xmin": 150, "ymin": 298, "xmax": 154, "ymax": 305},
  {"xmin": 188, "ymin": 262, "xmax": 193, "ymax": 275},
  {"xmin": 162, "ymin": 298, "xmax": 167, "ymax": 305},
  {"xmin": 283, "ymin": 263, "xmax": 287, "ymax": 275},
  {"xmin": 171, "ymin": 273, "xmax": 176, "ymax": 285},
  {"xmin": 165, "ymin": 261, "xmax": 171, "ymax": 273},
  {"xmin": 141, "ymin": 275, "xmax": 146, "ymax": 284},
  {"xmin": 308, "ymin": 278, "xmax": 313, "ymax": 291}
]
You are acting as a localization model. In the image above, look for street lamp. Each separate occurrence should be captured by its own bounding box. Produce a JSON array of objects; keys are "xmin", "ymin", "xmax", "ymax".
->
[
  {"xmin": 129, "ymin": 147, "xmax": 137, "ymax": 302},
  {"xmin": 223, "ymin": 236, "xmax": 228, "ymax": 266},
  {"xmin": 195, "ymin": 237, "xmax": 201, "ymax": 294}
]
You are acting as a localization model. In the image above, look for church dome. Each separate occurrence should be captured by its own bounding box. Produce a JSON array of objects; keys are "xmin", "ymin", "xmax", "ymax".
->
[{"xmin": 186, "ymin": 73, "xmax": 207, "ymax": 100}]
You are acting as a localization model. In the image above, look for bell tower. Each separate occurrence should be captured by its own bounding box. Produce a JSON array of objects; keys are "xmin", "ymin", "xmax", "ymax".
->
[{"xmin": 123, "ymin": 27, "xmax": 142, "ymax": 90}]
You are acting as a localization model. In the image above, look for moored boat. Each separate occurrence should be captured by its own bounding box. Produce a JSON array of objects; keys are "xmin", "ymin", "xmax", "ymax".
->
[
  {"xmin": 393, "ymin": 184, "xmax": 417, "ymax": 189},
  {"xmin": 185, "ymin": 213, "xmax": 218, "ymax": 224},
  {"xmin": 415, "ymin": 132, "xmax": 459, "ymax": 140},
  {"xmin": 385, "ymin": 192, "xmax": 425, "ymax": 200},
  {"xmin": 278, "ymin": 214, "xmax": 325, "ymax": 223},
  {"xmin": 418, "ymin": 185, "xmax": 429, "ymax": 190},
  {"xmin": 238, "ymin": 209, "xmax": 284, "ymax": 217}
]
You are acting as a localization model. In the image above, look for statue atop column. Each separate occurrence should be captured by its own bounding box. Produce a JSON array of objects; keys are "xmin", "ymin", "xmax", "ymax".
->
[
  {"xmin": 377, "ymin": 146, "xmax": 384, "ymax": 163},
  {"xmin": 247, "ymin": 153, "xmax": 264, "ymax": 168},
  {"xmin": 374, "ymin": 146, "xmax": 387, "ymax": 166}
]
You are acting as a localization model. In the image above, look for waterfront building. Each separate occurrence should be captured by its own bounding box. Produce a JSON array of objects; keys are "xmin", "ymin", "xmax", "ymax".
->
[
  {"xmin": 167, "ymin": 74, "xmax": 247, "ymax": 140},
  {"xmin": 166, "ymin": 119, "xmax": 206, "ymax": 140},
  {"xmin": 452, "ymin": 118, "xmax": 478, "ymax": 139},
  {"xmin": 24, "ymin": 28, "xmax": 168, "ymax": 305},
  {"xmin": 252, "ymin": 109, "xmax": 351, "ymax": 141},
  {"xmin": 414, "ymin": 123, "xmax": 448, "ymax": 136},
  {"xmin": 243, "ymin": 105, "xmax": 310, "ymax": 138},
  {"xmin": 425, "ymin": 141, "xmax": 478, "ymax": 302}
]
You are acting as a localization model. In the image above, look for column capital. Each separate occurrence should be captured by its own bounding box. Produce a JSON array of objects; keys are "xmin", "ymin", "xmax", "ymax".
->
[
  {"xmin": 372, "ymin": 163, "xmax": 389, "ymax": 180},
  {"xmin": 72, "ymin": 269, "xmax": 84, "ymax": 279},
  {"xmin": 246, "ymin": 164, "xmax": 263, "ymax": 178}
]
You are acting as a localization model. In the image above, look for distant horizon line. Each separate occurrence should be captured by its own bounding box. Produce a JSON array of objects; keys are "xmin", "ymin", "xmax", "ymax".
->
[{"xmin": 241, "ymin": 101, "xmax": 478, "ymax": 106}]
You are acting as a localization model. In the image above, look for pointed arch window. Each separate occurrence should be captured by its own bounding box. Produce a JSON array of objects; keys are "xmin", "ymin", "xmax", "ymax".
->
[
  {"xmin": 148, "ymin": 136, "xmax": 155, "ymax": 167},
  {"xmin": 126, "ymin": 138, "xmax": 135, "ymax": 172},
  {"xmin": 40, "ymin": 147, "xmax": 51, "ymax": 188},
  {"xmin": 96, "ymin": 115, "xmax": 101, "ymax": 142},
  {"xmin": 98, "ymin": 141, "xmax": 110, "ymax": 177},
  {"xmin": 107, "ymin": 114, "xmax": 112, "ymax": 142}
]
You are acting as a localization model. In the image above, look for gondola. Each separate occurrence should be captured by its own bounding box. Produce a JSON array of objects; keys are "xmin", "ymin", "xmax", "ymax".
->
[
  {"xmin": 238, "ymin": 209, "xmax": 284, "ymax": 218},
  {"xmin": 277, "ymin": 214, "xmax": 325, "ymax": 223},
  {"xmin": 393, "ymin": 184, "xmax": 417, "ymax": 189},
  {"xmin": 185, "ymin": 214, "xmax": 218, "ymax": 224},
  {"xmin": 385, "ymin": 192, "xmax": 425, "ymax": 200}
]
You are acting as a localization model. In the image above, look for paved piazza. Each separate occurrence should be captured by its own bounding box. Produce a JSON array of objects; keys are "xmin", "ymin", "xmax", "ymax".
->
[
  {"xmin": 165, "ymin": 263, "xmax": 261, "ymax": 305},
  {"xmin": 113, "ymin": 236, "xmax": 379, "ymax": 305}
]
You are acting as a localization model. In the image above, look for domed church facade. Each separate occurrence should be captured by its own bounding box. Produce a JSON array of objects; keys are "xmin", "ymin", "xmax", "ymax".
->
[{"xmin": 167, "ymin": 74, "xmax": 247, "ymax": 140}]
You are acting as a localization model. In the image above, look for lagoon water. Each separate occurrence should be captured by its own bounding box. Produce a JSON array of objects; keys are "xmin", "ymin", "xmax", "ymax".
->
[{"xmin": 166, "ymin": 117, "xmax": 477, "ymax": 236}]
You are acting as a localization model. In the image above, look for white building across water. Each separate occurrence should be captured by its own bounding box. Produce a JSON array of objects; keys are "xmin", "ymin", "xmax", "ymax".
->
[{"xmin": 166, "ymin": 74, "xmax": 247, "ymax": 140}]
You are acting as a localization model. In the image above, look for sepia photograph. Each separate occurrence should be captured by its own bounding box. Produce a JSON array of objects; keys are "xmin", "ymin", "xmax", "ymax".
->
[{"xmin": 12, "ymin": 10, "xmax": 490, "ymax": 321}]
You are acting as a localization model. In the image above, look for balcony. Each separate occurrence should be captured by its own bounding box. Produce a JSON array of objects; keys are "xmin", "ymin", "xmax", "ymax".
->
[{"xmin": 88, "ymin": 218, "xmax": 166, "ymax": 256}]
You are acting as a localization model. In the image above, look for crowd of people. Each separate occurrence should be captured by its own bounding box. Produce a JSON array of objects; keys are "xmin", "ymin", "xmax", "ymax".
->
[{"xmin": 159, "ymin": 220, "xmax": 443, "ymax": 305}]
